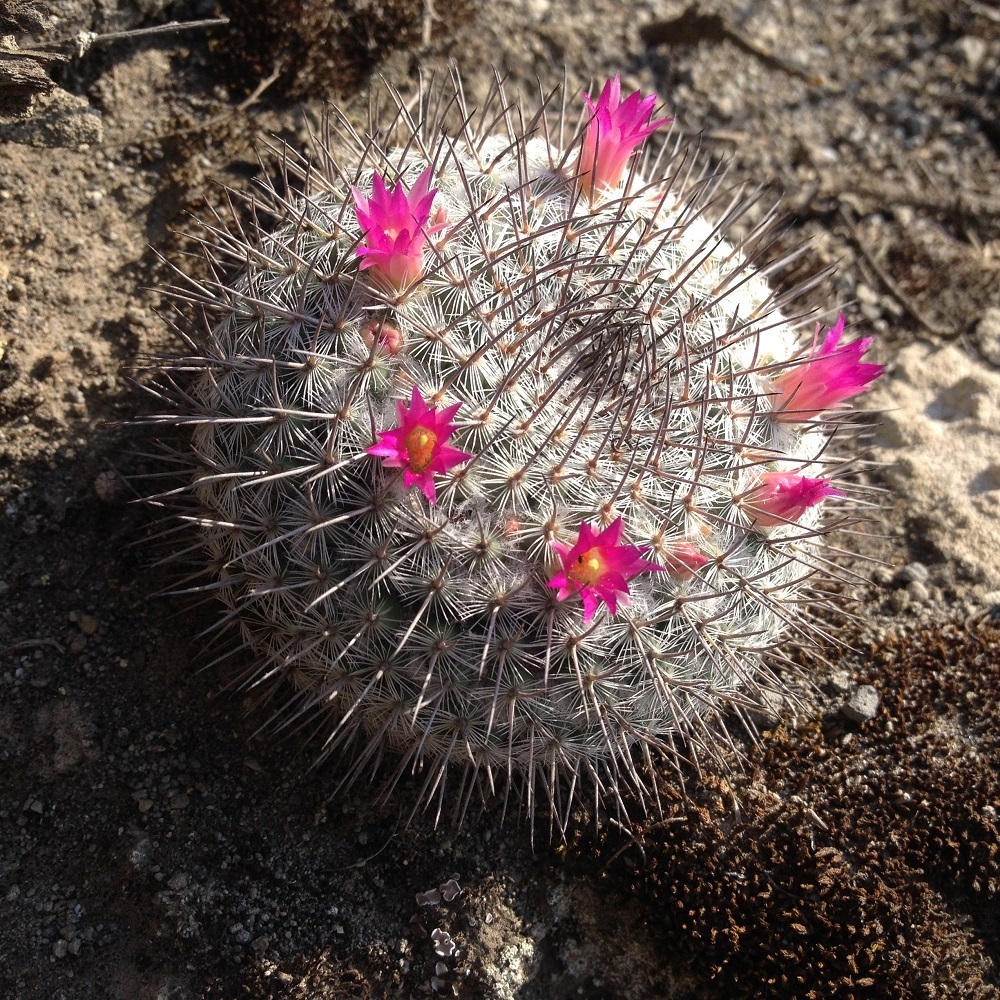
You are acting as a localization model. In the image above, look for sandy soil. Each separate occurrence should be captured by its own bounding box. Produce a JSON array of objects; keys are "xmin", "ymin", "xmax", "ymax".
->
[{"xmin": 1, "ymin": 1, "xmax": 999, "ymax": 997}]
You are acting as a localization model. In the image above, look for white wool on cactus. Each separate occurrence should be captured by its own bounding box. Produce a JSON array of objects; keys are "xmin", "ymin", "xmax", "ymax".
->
[{"xmin": 142, "ymin": 71, "xmax": 883, "ymax": 835}]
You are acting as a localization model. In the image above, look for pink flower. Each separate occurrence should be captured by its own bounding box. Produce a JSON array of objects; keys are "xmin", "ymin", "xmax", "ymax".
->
[
  {"xmin": 745, "ymin": 472, "xmax": 844, "ymax": 527},
  {"xmin": 548, "ymin": 517, "xmax": 663, "ymax": 622},
  {"xmin": 352, "ymin": 167, "xmax": 439, "ymax": 290},
  {"xmin": 663, "ymin": 540, "xmax": 710, "ymax": 580},
  {"xmin": 578, "ymin": 75, "xmax": 672, "ymax": 193},
  {"xmin": 772, "ymin": 314, "xmax": 884, "ymax": 422},
  {"xmin": 366, "ymin": 386, "xmax": 471, "ymax": 503}
]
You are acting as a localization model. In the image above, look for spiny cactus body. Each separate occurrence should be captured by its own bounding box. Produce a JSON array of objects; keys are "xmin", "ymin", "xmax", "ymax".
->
[{"xmin": 147, "ymin": 73, "xmax": 881, "ymax": 830}]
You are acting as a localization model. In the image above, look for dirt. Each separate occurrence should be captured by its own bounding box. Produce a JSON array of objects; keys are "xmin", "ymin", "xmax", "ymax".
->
[{"xmin": 1, "ymin": 0, "xmax": 999, "ymax": 997}]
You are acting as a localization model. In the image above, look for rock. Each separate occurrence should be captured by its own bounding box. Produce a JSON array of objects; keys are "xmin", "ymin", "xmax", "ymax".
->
[
  {"xmin": 975, "ymin": 308, "xmax": 1000, "ymax": 367},
  {"xmin": 0, "ymin": 86, "xmax": 102, "ymax": 147},
  {"xmin": 957, "ymin": 36, "xmax": 988, "ymax": 72},
  {"xmin": 167, "ymin": 873, "xmax": 188, "ymax": 891},
  {"xmin": 906, "ymin": 580, "xmax": 931, "ymax": 604},
  {"xmin": 871, "ymin": 344, "xmax": 1000, "ymax": 587},
  {"xmin": 895, "ymin": 562, "xmax": 929, "ymax": 584},
  {"xmin": 842, "ymin": 685, "xmax": 880, "ymax": 724}
]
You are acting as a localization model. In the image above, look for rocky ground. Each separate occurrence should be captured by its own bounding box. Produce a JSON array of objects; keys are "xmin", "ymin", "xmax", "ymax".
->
[{"xmin": 1, "ymin": 0, "xmax": 999, "ymax": 997}]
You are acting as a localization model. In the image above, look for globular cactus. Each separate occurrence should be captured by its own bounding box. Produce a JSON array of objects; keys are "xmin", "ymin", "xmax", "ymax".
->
[{"xmin": 145, "ymin": 72, "xmax": 882, "ymax": 832}]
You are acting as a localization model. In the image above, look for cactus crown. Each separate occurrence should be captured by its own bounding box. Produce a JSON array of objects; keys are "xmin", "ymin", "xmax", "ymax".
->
[{"xmin": 145, "ymin": 71, "xmax": 882, "ymax": 836}]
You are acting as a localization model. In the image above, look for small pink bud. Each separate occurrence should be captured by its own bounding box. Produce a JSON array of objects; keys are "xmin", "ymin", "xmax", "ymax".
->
[
  {"xmin": 745, "ymin": 472, "xmax": 843, "ymax": 527},
  {"xmin": 548, "ymin": 517, "xmax": 663, "ymax": 622},
  {"xmin": 663, "ymin": 540, "xmax": 710, "ymax": 580},
  {"xmin": 366, "ymin": 386, "xmax": 471, "ymax": 504},
  {"xmin": 361, "ymin": 320, "xmax": 404, "ymax": 356},
  {"xmin": 352, "ymin": 167, "xmax": 441, "ymax": 291},
  {"xmin": 772, "ymin": 314, "xmax": 884, "ymax": 422},
  {"xmin": 578, "ymin": 75, "xmax": 672, "ymax": 193}
]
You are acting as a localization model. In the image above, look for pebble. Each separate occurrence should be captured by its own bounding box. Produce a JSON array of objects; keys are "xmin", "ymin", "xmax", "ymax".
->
[
  {"xmin": 906, "ymin": 580, "xmax": 931, "ymax": 604},
  {"xmin": 957, "ymin": 36, "xmax": 988, "ymax": 72},
  {"xmin": 828, "ymin": 671, "xmax": 853, "ymax": 694},
  {"xmin": 895, "ymin": 562, "xmax": 929, "ymax": 584},
  {"xmin": 167, "ymin": 873, "xmax": 188, "ymax": 891},
  {"xmin": 841, "ymin": 685, "xmax": 880, "ymax": 724},
  {"xmin": 889, "ymin": 589, "xmax": 910, "ymax": 613}
]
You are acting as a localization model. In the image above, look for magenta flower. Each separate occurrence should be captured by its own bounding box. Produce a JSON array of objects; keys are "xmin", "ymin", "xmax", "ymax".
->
[
  {"xmin": 352, "ymin": 167, "xmax": 439, "ymax": 290},
  {"xmin": 366, "ymin": 386, "xmax": 471, "ymax": 503},
  {"xmin": 662, "ymin": 540, "xmax": 711, "ymax": 580},
  {"xmin": 548, "ymin": 518, "xmax": 664, "ymax": 622},
  {"xmin": 745, "ymin": 472, "xmax": 844, "ymax": 527},
  {"xmin": 578, "ymin": 75, "xmax": 672, "ymax": 193},
  {"xmin": 772, "ymin": 314, "xmax": 884, "ymax": 422}
]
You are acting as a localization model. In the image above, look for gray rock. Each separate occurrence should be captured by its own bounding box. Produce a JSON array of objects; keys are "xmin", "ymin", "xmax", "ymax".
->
[
  {"xmin": 906, "ymin": 580, "xmax": 931, "ymax": 604},
  {"xmin": 895, "ymin": 562, "xmax": 929, "ymax": 584},
  {"xmin": 842, "ymin": 685, "xmax": 880, "ymax": 724},
  {"xmin": 0, "ymin": 87, "xmax": 102, "ymax": 147}
]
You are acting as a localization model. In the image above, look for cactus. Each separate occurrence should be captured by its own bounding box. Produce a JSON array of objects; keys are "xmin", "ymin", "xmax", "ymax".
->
[{"xmin": 146, "ymin": 72, "xmax": 882, "ymax": 832}]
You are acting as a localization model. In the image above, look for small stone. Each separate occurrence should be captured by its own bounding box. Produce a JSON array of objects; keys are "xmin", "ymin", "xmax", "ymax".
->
[
  {"xmin": 870, "ymin": 566, "xmax": 894, "ymax": 587},
  {"xmin": 957, "ymin": 36, "xmax": 988, "ymax": 72},
  {"xmin": 895, "ymin": 562, "xmax": 929, "ymax": 584},
  {"xmin": 93, "ymin": 471, "xmax": 121, "ymax": 503},
  {"xmin": 828, "ymin": 671, "xmax": 852, "ymax": 694},
  {"xmin": 906, "ymin": 580, "xmax": 931, "ymax": 604},
  {"xmin": 889, "ymin": 588, "xmax": 911, "ymax": 613},
  {"xmin": 68, "ymin": 939, "xmax": 82, "ymax": 955},
  {"xmin": 842, "ymin": 684, "xmax": 879, "ymax": 724},
  {"xmin": 137, "ymin": 799, "xmax": 153, "ymax": 813},
  {"xmin": 169, "ymin": 793, "xmax": 189, "ymax": 810},
  {"xmin": 167, "ymin": 873, "xmax": 188, "ymax": 891},
  {"xmin": 52, "ymin": 940, "xmax": 68, "ymax": 959},
  {"xmin": 855, "ymin": 282, "xmax": 879, "ymax": 305},
  {"xmin": 78, "ymin": 615, "xmax": 97, "ymax": 636}
]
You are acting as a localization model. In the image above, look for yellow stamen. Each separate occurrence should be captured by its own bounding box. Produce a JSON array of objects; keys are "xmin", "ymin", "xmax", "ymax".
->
[
  {"xmin": 405, "ymin": 425, "xmax": 438, "ymax": 472},
  {"xmin": 567, "ymin": 547, "xmax": 606, "ymax": 587}
]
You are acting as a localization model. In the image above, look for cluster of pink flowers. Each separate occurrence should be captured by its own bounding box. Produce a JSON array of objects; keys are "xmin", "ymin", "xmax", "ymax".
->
[
  {"xmin": 746, "ymin": 314, "xmax": 883, "ymax": 528},
  {"xmin": 355, "ymin": 82, "xmax": 881, "ymax": 622}
]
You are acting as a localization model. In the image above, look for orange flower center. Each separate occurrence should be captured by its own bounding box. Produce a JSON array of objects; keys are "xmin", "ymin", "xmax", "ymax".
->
[
  {"xmin": 567, "ymin": 547, "xmax": 606, "ymax": 587},
  {"xmin": 405, "ymin": 425, "xmax": 438, "ymax": 472}
]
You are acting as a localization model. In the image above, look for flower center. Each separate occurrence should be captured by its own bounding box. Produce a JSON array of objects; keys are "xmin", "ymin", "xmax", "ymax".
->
[
  {"xmin": 567, "ymin": 547, "xmax": 606, "ymax": 587},
  {"xmin": 405, "ymin": 425, "xmax": 438, "ymax": 472}
]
